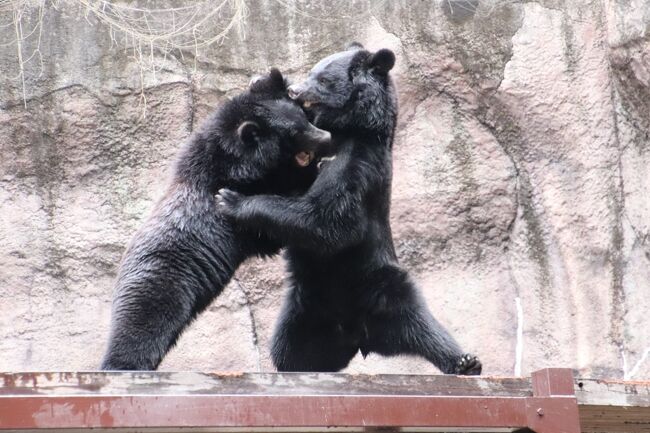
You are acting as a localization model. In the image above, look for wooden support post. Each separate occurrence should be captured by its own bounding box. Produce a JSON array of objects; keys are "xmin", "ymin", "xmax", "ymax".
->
[{"xmin": 527, "ymin": 368, "xmax": 582, "ymax": 433}]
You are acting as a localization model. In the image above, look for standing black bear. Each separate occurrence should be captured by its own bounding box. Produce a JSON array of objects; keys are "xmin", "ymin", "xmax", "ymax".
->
[
  {"xmin": 218, "ymin": 45, "xmax": 482, "ymax": 375},
  {"xmin": 101, "ymin": 69, "xmax": 331, "ymax": 370}
]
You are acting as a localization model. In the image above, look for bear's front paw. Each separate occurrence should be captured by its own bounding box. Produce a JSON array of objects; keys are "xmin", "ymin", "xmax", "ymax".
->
[
  {"xmin": 454, "ymin": 353, "xmax": 482, "ymax": 376},
  {"xmin": 216, "ymin": 188, "xmax": 244, "ymax": 216}
]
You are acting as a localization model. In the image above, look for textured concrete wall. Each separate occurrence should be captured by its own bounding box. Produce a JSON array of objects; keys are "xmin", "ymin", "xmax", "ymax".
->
[{"xmin": 1, "ymin": 0, "xmax": 649, "ymax": 379}]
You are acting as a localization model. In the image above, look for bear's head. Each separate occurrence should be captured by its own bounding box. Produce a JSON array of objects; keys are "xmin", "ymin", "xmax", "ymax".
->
[
  {"xmin": 287, "ymin": 43, "xmax": 397, "ymax": 134},
  {"xmin": 232, "ymin": 68, "xmax": 332, "ymax": 168}
]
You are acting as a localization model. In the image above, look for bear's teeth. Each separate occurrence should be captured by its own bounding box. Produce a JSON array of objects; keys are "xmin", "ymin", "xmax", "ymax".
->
[
  {"xmin": 294, "ymin": 151, "xmax": 314, "ymax": 167},
  {"xmin": 303, "ymin": 101, "xmax": 312, "ymax": 108}
]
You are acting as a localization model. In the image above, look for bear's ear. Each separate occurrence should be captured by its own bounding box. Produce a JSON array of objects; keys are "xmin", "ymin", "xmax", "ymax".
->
[
  {"xmin": 237, "ymin": 121, "xmax": 260, "ymax": 145},
  {"xmin": 249, "ymin": 68, "xmax": 286, "ymax": 93},
  {"xmin": 368, "ymin": 48, "xmax": 395, "ymax": 74},
  {"xmin": 346, "ymin": 41, "xmax": 364, "ymax": 51},
  {"xmin": 268, "ymin": 68, "xmax": 287, "ymax": 93},
  {"xmin": 268, "ymin": 67, "xmax": 286, "ymax": 90}
]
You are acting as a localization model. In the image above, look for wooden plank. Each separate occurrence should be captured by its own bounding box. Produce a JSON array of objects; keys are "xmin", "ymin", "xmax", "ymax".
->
[
  {"xmin": 575, "ymin": 378, "xmax": 650, "ymax": 407},
  {"xmin": 575, "ymin": 378, "xmax": 650, "ymax": 433},
  {"xmin": 0, "ymin": 371, "xmax": 573, "ymax": 433},
  {"xmin": 579, "ymin": 405, "xmax": 650, "ymax": 433},
  {"xmin": 15, "ymin": 370, "xmax": 650, "ymax": 433},
  {"xmin": 0, "ymin": 394, "xmax": 537, "ymax": 431},
  {"xmin": 0, "ymin": 372, "xmax": 533, "ymax": 397}
]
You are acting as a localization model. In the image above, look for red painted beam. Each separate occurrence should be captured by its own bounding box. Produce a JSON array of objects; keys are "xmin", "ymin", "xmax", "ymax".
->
[
  {"xmin": 0, "ymin": 396, "xmax": 581, "ymax": 432},
  {"xmin": 0, "ymin": 369, "xmax": 581, "ymax": 433}
]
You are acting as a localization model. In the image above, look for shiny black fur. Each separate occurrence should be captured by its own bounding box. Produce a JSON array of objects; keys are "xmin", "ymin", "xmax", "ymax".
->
[
  {"xmin": 218, "ymin": 46, "xmax": 481, "ymax": 375},
  {"xmin": 101, "ymin": 69, "xmax": 331, "ymax": 370}
]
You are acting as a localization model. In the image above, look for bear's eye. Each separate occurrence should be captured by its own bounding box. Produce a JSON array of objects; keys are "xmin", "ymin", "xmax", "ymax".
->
[{"xmin": 318, "ymin": 77, "xmax": 328, "ymax": 85}]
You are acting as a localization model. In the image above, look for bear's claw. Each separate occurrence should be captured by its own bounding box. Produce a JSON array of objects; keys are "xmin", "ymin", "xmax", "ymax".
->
[
  {"xmin": 454, "ymin": 353, "xmax": 482, "ymax": 375},
  {"xmin": 216, "ymin": 188, "xmax": 243, "ymax": 214}
]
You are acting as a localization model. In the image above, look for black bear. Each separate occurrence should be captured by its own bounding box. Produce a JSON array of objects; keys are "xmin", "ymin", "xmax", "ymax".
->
[
  {"xmin": 217, "ymin": 45, "xmax": 482, "ymax": 375},
  {"xmin": 100, "ymin": 68, "xmax": 331, "ymax": 370}
]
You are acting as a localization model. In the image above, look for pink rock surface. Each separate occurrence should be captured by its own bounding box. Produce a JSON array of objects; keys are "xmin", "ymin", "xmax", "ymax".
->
[{"xmin": 0, "ymin": 1, "xmax": 648, "ymax": 379}]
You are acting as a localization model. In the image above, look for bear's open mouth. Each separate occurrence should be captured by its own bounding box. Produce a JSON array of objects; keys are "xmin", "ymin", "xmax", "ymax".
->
[{"xmin": 294, "ymin": 151, "xmax": 315, "ymax": 167}]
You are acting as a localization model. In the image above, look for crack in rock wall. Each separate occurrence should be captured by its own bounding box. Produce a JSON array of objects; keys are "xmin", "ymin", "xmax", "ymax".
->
[{"xmin": 0, "ymin": 0, "xmax": 648, "ymax": 379}]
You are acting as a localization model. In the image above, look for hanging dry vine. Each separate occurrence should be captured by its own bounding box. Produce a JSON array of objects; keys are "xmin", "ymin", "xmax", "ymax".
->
[
  {"xmin": 1, "ymin": 0, "xmax": 503, "ymax": 113},
  {"xmin": 1, "ymin": 0, "xmax": 249, "ymax": 112}
]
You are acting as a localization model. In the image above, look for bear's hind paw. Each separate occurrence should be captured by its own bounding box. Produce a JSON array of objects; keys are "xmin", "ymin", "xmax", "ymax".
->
[{"xmin": 454, "ymin": 353, "xmax": 482, "ymax": 376}]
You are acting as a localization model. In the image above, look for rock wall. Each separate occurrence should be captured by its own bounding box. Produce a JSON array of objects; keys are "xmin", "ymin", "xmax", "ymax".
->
[{"xmin": 1, "ymin": 0, "xmax": 648, "ymax": 379}]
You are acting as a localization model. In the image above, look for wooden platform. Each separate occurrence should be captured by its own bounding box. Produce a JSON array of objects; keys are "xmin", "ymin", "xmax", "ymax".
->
[
  {"xmin": 576, "ymin": 377, "xmax": 650, "ymax": 432},
  {"xmin": 0, "ymin": 369, "xmax": 648, "ymax": 432}
]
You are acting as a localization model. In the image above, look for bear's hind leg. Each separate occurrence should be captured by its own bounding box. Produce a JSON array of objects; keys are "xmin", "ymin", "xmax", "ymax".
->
[
  {"xmin": 362, "ymin": 266, "xmax": 482, "ymax": 375},
  {"xmin": 271, "ymin": 297, "xmax": 359, "ymax": 372},
  {"xmin": 101, "ymin": 322, "xmax": 176, "ymax": 370},
  {"xmin": 101, "ymin": 287, "xmax": 204, "ymax": 370}
]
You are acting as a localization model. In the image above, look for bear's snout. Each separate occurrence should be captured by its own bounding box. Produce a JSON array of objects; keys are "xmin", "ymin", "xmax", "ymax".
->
[{"xmin": 287, "ymin": 84, "xmax": 303, "ymax": 100}]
